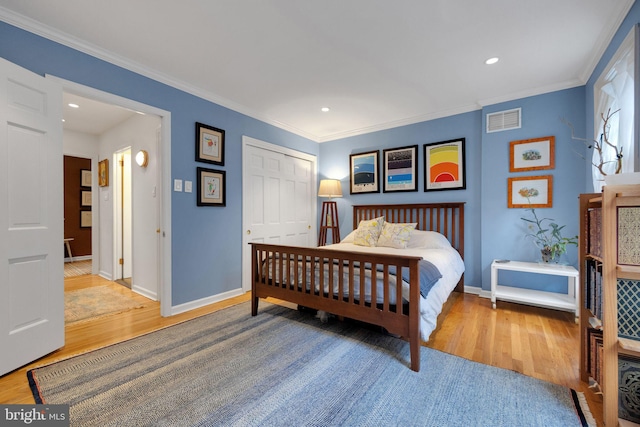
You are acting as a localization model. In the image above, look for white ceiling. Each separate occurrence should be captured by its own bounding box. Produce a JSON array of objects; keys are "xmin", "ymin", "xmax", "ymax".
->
[{"xmin": 0, "ymin": 1, "xmax": 635, "ymax": 142}]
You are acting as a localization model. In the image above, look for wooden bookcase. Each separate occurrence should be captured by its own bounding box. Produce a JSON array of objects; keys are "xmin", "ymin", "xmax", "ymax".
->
[{"xmin": 580, "ymin": 186, "xmax": 640, "ymax": 426}]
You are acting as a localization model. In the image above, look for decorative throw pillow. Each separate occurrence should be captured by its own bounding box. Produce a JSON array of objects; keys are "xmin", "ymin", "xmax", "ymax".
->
[
  {"xmin": 377, "ymin": 222, "xmax": 417, "ymax": 249},
  {"xmin": 353, "ymin": 217, "xmax": 385, "ymax": 247}
]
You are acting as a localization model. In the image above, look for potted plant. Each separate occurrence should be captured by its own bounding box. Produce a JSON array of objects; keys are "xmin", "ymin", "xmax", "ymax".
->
[{"xmin": 520, "ymin": 204, "xmax": 578, "ymax": 263}]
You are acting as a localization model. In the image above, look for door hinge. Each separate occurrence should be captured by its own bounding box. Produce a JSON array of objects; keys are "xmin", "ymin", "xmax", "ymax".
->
[{"xmin": 119, "ymin": 258, "xmax": 124, "ymax": 265}]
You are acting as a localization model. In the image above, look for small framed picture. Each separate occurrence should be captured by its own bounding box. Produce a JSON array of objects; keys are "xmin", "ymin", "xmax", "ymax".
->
[
  {"xmin": 197, "ymin": 167, "xmax": 226, "ymax": 206},
  {"xmin": 81, "ymin": 191, "xmax": 92, "ymax": 207},
  {"xmin": 196, "ymin": 122, "xmax": 225, "ymax": 165},
  {"xmin": 510, "ymin": 136, "xmax": 555, "ymax": 172},
  {"xmin": 383, "ymin": 145, "xmax": 418, "ymax": 192},
  {"xmin": 98, "ymin": 159, "xmax": 109, "ymax": 187},
  {"xmin": 80, "ymin": 211, "xmax": 92, "ymax": 228},
  {"xmin": 508, "ymin": 175, "xmax": 553, "ymax": 208},
  {"xmin": 81, "ymin": 170, "xmax": 91, "ymax": 187},
  {"xmin": 424, "ymin": 138, "xmax": 466, "ymax": 191}
]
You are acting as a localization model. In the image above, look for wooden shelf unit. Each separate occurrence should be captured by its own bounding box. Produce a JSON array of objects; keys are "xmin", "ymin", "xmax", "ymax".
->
[{"xmin": 580, "ymin": 185, "xmax": 640, "ymax": 426}]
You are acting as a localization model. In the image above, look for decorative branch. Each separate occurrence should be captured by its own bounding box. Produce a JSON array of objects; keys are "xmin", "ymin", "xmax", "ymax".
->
[{"xmin": 562, "ymin": 108, "xmax": 622, "ymax": 176}]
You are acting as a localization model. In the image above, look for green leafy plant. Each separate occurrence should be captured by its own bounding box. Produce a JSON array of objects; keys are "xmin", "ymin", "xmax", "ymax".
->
[{"xmin": 520, "ymin": 202, "xmax": 578, "ymax": 262}]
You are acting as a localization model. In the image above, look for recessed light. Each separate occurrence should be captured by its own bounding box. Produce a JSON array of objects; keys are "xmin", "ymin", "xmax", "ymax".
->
[
  {"xmin": 485, "ymin": 57, "xmax": 499, "ymax": 65},
  {"xmin": 68, "ymin": 103, "xmax": 79, "ymax": 108},
  {"xmin": 321, "ymin": 107, "xmax": 330, "ymax": 112}
]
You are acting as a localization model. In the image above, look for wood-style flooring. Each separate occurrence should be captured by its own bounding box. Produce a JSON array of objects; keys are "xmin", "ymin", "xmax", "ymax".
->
[{"xmin": 0, "ymin": 276, "xmax": 603, "ymax": 425}]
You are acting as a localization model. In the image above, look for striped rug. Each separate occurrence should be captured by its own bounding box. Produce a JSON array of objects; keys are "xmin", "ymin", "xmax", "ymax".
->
[{"xmin": 28, "ymin": 302, "xmax": 594, "ymax": 426}]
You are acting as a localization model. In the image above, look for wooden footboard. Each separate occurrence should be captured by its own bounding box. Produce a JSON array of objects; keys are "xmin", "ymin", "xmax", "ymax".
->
[
  {"xmin": 250, "ymin": 202, "xmax": 465, "ymax": 372},
  {"xmin": 251, "ymin": 243, "xmax": 422, "ymax": 371}
]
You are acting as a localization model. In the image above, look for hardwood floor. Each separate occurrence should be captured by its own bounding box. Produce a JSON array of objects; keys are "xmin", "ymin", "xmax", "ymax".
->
[{"xmin": 0, "ymin": 279, "xmax": 602, "ymax": 425}]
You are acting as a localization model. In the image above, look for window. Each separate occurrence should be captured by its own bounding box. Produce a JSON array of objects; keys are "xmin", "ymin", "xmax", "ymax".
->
[{"xmin": 593, "ymin": 25, "xmax": 637, "ymax": 191}]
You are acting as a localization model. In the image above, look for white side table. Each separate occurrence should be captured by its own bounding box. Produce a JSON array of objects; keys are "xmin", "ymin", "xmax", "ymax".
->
[{"xmin": 490, "ymin": 260, "xmax": 579, "ymax": 322}]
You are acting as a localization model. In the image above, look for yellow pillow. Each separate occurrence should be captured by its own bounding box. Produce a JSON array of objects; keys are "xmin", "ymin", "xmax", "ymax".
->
[
  {"xmin": 353, "ymin": 217, "xmax": 385, "ymax": 247},
  {"xmin": 377, "ymin": 222, "xmax": 417, "ymax": 249}
]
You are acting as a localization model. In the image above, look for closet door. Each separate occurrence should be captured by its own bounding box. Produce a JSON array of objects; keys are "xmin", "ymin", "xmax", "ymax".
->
[{"xmin": 242, "ymin": 138, "xmax": 316, "ymax": 292}]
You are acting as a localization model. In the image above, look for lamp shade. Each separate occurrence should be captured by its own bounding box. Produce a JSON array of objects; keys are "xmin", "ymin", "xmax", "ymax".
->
[{"xmin": 318, "ymin": 179, "xmax": 343, "ymax": 198}]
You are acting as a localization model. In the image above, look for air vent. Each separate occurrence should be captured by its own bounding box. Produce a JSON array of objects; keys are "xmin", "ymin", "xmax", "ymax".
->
[{"xmin": 486, "ymin": 108, "xmax": 521, "ymax": 133}]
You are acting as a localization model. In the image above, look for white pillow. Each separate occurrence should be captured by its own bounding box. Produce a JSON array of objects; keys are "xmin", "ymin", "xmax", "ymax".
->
[
  {"xmin": 407, "ymin": 230, "xmax": 452, "ymax": 249},
  {"xmin": 353, "ymin": 217, "xmax": 385, "ymax": 247},
  {"xmin": 340, "ymin": 230, "xmax": 356, "ymax": 244},
  {"xmin": 377, "ymin": 222, "xmax": 417, "ymax": 249}
]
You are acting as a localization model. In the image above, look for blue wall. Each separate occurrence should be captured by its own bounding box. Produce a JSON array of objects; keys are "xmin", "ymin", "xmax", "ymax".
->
[
  {"xmin": 480, "ymin": 88, "xmax": 587, "ymax": 292},
  {"xmin": 0, "ymin": 21, "xmax": 319, "ymax": 306},
  {"xmin": 320, "ymin": 88, "xmax": 588, "ymax": 292},
  {"xmin": 319, "ymin": 111, "xmax": 483, "ymax": 287}
]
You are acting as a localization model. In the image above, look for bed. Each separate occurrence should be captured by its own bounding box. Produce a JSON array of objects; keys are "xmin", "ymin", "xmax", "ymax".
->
[{"xmin": 250, "ymin": 202, "xmax": 465, "ymax": 372}]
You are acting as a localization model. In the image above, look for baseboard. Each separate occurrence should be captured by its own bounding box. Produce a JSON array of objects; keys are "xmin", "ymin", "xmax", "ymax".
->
[
  {"xmin": 99, "ymin": 271, "xmax": 113, "ymax": 281},
  {"xmin": 170, "ymin": 288, "xmax": 246, "ymax": 316},
  {"xmin": 463, "ymin": 285, "xmax": 491, "ymax": 299},
  {"xmin": 64, "ymin": 255, "xmax": 92, "ymax": 263},
  {"xmin": 132, "ymin": 285, "xmax": 158, "ymax": 301}
]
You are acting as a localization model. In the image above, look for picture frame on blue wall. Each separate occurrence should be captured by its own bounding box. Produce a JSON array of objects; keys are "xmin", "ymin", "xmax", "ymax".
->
[
  {"xmin": 383, "ymin": 145, "xmax": 418, "ymax": 192},
  {"xmin": 507, "ymin": 175, "xmax": 553, "ymax": 208},
  {"xmin": 423, "ymin": 138, "xmax": 466, "ymax": 192},
  {"xmin": 197, "ymin": 167, "xmax": 226, "ymax": 206},
  {"xmin": 510, "ymin": 136, "xmax": 555, "ymax": 172},
  {"xmin": 350, "ymin": 150, "xmax": 380, "ymax": 194},
  {"xmin": 196, "ymin": 122, "xmax": 225, "ymax": 166}
]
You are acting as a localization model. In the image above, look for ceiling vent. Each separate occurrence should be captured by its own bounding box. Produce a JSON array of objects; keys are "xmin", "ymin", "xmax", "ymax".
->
[{"xmin": 486, "ymin": 108, "xmax": 521, "ymax": 133}]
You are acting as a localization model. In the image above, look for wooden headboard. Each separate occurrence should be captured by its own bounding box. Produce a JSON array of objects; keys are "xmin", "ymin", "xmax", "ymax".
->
[{"xmin": 353, "ymin": 202, "xmax": 465, "ymax": 265}]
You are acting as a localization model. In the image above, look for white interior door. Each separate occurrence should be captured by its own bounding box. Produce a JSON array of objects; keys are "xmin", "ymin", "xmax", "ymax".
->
[
  {"xmin": 0, "ymin": 58, "xmax": 64, "ymax": 375},
  {"xmin": 241, "ymin": 137, "xmax": 316, "ymax": 292}
]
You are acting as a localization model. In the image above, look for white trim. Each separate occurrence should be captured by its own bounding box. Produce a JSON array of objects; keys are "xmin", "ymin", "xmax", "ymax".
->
[
  {"xmin": 170, "ymin": 288, "xmax": 245, "ymax": 316},
  {"xmin": 46, "ymin": 75, "xmax": 173, "ymax": 317}
]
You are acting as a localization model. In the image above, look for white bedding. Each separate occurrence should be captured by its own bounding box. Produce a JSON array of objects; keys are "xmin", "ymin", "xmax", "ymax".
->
[{"xmin": 320, "ymin": 242, "xmax": 465, "ymax": 341}]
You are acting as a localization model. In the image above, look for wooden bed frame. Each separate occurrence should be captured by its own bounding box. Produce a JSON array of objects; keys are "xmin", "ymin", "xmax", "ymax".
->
[{"xmin": 250, "ymin": 202, "xmax": 464, "ymax": 372}]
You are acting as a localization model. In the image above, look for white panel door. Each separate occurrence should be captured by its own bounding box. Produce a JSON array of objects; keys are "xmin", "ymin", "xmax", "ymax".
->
[
  {"xmin": 282, "ymin": 155, "xmax": 312, "ymax": 246},
  {"xmin": 242, "ymin": 139, "xmax": 315, "ymax": 291},
  {"xmin": 0, "ymin": 59, "xmax": 64, "ymax": 375}
]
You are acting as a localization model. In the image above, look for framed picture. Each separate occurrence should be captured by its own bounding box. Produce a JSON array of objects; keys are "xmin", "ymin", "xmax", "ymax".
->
[
  {"xmin": 349, "ymin": 150, "xmax": 380, "ymax": 194},
  {"xmin": 383, "ymin": 145, "xmax": 418, "ymax": 192},
  {"xmin": 197, "ymin": 167, "xmax": 226, "ymax": 206},
  {"xmin": 98, "ymin": 159, "xmax": 109, "ymax": 187},
  {"xmin": 196, "ymin": 122, "xmax": 225, "ymax": 165},
  {"xmin": 423, "ymin": 138, "xmax": 466, "ymax": 191},
  {"xmin": 81, "ymin": 170, "xmax": 91, "ymax": 187},
  {"xmin": 510, "ymin": 136, "xmax": 555, "ymax": 172},
  {"xmin": 81, "ymin": 191, "xmax": 92, "ymax": 207},
  {"xmin": 80, "ymin": 211, "xmax": 92, "ymax": 228},
  {"xmin": 507, "ymin": 175, "xmax": 553, "ymax": 208}
]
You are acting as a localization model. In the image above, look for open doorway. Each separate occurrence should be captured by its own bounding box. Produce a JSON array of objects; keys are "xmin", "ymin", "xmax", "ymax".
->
[{"xmin": 57, "ymin": 77, "xmax": 172, "ymax": 316}]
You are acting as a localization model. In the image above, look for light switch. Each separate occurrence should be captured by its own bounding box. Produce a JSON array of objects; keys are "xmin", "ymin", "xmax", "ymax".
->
[
  {"xmin": 174, "ymin": 179, "xmax": 183, "ymax": 192},
  {"xmin": 184, "ymin": 181, "xmax": 192, "ymax": 193}
]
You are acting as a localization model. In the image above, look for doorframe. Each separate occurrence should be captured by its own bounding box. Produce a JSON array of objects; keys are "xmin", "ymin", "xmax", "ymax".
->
[
  {"xmin": 46, "ymin": 75, "xmax": 173, "ymax": 317},
  {"xmin": 241, "ymin": 135, "xmax": 318, "ymax": 292}
]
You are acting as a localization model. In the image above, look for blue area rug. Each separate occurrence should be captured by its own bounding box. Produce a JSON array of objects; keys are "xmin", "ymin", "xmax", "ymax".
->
[{"xmin": 28, "ymin": 302, "xmax": 594, "ymax": 426}]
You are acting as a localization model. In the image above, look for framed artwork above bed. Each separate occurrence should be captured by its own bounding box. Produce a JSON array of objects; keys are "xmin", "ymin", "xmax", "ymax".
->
[
  {"xmin": 350, "ymin": 150, "xmax": 380, "ymax": 194},
  {"xmin": 383, "ymin": 145, "xmax": 418, "ymax": 192},
  {"xmin": 423, "ymin": 138, "xmax": 466, "ymax": 192}
]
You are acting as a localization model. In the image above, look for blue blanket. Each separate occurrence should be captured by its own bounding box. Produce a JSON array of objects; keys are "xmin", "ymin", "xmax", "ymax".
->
[{"xmin": 385, "ymin": 260, "xmax": 442, "ymax": 298}]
